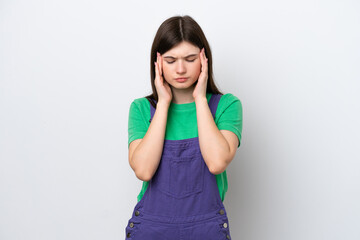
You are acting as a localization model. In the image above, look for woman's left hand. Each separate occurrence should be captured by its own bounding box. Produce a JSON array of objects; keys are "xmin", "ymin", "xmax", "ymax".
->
[{"xmin": 192, "ymin": 48, "xmax": 208, "ymax": 101}]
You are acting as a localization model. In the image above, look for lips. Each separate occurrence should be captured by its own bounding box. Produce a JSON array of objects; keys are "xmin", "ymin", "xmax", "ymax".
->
[{"xmin": 175, "ymin": 77, "xmax": 188, "ymax": 83}]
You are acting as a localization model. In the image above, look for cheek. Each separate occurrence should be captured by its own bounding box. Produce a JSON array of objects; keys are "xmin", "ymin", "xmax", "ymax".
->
[
  {"xmin": 193, "ymin": 61, "xmax": 201, "ymax": 77},
  {"xmin": 162, "ymin": 65, "xmax": 172, "ymax": 79}
]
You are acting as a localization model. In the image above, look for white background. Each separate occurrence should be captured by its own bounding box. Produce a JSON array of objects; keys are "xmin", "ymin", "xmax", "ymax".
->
[{"xmin": 1, "ymin": 0, "xmax": 359, "ymax": 239}]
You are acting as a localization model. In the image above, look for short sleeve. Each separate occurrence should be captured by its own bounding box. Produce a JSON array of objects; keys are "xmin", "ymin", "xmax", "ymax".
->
[
  {"xmin": 128, "ymin": 98, "xmax": 150, "ymax": 148},
  {"xmin": 215, "ymin": 93, "xmax": 243, "ymax": 148}
]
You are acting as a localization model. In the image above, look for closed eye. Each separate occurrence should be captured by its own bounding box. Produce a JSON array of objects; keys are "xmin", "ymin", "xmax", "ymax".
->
[{"xmin": 166, "ymin": 59, "xmax": 196, "ymax": 64}]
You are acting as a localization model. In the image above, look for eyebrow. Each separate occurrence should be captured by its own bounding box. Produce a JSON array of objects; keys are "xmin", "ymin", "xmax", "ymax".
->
[{"xmin": 163, "ymin": 54, "xmax": 198, "ymax": 59}]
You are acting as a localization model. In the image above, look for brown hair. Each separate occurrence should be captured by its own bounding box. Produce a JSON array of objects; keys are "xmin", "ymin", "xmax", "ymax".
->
[{"xmin": 144, "ymin": 15, "xmax": 223, "ymax": 108}]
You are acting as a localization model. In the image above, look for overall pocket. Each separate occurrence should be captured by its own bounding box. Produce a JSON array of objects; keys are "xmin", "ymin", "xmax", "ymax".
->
[
  {"xmin": 169, "ymin": 153, "xmax": 204, "ymax": 198},
  {"xmin": 155, "ymin": 152, "xmax": 205, "ymax": 199}
]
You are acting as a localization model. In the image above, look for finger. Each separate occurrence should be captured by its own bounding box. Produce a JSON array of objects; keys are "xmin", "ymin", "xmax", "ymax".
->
[
  {"xmin": 159, "ymin": 54, "xmax": 163, "ymax": 76},
  {"xmin": 202, "ymin": 48, "xmax": 207, "ymax": 62},
  {"xmin": 201, "ymin": 48, "xmax": 205, "ymax": 64},
  {"xmin": 202, "ymin": 49, "xmax": 208, "ymax": 73},
  {"xmin": 200, "ymin": 48, "xmax": 205, "ymax": 71},
  {"xmin": 156, "ymin": 62, "xmax": 164, "ymax": 84},
  {"xmin": 156, "ymin": 52, "xmax": 162, "ymax": 76},
  {"xmin": 154, "ymin": 61, "xmax": 159, "ymax": 80},
  {"xmin": 160, "ymin": 55, "xmax": 164, "ymax": 76}
]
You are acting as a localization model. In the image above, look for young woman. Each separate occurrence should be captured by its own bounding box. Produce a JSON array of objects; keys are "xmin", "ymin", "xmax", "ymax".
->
[{"xmin": 125, "ymin": 15, "xmax": 243, "ymax": 240}]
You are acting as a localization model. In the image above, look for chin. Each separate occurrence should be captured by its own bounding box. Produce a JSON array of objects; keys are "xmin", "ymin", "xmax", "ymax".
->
[{"xmin": 173, "ymin": 81, "xmax": 196, "ymax": 89}]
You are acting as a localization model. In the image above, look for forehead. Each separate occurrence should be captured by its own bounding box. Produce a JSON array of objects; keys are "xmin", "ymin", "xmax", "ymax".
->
[{"xmin": 163, "ymin": 41, "xmax": 200, "ymax": 57}]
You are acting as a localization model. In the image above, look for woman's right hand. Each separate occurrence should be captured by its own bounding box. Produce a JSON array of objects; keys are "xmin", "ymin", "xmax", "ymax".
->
[{"xmin": 154, "ymin": 52, "xmax": 172, "ymax": 105}]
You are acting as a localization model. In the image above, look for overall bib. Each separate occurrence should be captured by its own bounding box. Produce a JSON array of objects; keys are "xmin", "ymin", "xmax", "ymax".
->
[{"xmin": 125, "ymin": 94, "xmax": 231, "ymax": 240}]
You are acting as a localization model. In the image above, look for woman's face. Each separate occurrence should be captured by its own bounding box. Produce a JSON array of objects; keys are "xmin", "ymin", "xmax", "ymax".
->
[{"xmin": 161, "ymin": 41, "xmax": 201, "ymax": 90}]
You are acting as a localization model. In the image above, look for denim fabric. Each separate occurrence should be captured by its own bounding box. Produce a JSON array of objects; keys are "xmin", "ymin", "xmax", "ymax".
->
[{"xmin": 125, "ymin": 94, "xmax": 231, "ymax": 240}]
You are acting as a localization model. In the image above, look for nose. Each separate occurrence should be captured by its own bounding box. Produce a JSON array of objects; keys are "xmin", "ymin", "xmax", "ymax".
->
[{"xmin": 176, "ymin": 60, "xmax": 186, "ymax": 74}]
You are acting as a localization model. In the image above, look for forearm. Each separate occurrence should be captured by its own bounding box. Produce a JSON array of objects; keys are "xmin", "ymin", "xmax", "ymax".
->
[
  {"xmin": 195, "ymin": 97, "xmax": 230, "ymax": 174},
  {"xmin": 131, "ymin": 101, "xmax": 169, "ymax": 181}
]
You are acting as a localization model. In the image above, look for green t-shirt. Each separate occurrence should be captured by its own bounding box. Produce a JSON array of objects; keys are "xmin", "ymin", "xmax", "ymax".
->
[{"xmin": 128, "ymin": 92, "xmax": 243, "ymax": 202}]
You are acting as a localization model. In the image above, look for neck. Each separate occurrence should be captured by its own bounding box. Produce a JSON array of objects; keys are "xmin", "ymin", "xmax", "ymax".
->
[{"xmin": 171, "ymin": 85, "xmax": 195, "ymax": 104}]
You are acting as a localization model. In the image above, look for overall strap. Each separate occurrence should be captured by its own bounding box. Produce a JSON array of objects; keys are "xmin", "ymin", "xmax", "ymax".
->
[
  {"xmin": 149, "ymin": 99, "xmax": 157, "ymax": 123},
  {"xmin": 148, "ymin": 93, "xmax": 223, "ymax": 122},
  {"xmin": 208, "ymin": 93, "xmax": 223, "ymax": 119}
]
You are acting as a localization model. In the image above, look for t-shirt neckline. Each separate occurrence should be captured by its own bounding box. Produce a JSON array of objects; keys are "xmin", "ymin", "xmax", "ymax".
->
[{"xmin": 169, "ymin": 93, "xmax": 212, "ymax": 111}]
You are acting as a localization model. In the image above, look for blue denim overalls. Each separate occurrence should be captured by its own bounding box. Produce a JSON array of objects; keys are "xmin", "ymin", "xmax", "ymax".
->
[{"xmin": 125, "ymin": 93, "xmax": 231, "ymax": 240}]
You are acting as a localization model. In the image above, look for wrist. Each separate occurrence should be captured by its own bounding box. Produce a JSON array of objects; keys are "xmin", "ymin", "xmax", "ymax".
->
[
  {"xmin": 194, "ymin": 95, "xmax": 207, "ymax": 104},
  {"xmin": 157, "ymin": 100, "xmax": 171, "ymax": 109}
]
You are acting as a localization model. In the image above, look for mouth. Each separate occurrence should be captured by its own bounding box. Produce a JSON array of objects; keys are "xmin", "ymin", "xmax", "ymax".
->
[{"xmin": 175, "ymin": 77, "xmax": 188, "ymax": 83}]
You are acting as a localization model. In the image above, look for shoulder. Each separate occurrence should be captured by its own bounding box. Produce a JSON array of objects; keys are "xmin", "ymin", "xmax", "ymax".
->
[
  {"xmin": 218, "ymin": 93, "xmax": 242, "ymax": 110},
  {"xmin": 214, "ymin": 93, "xmax": 243, "ymax": 122},
  {"xmin": 131, "ymin": 97, "xmax": 150, "ymax": 107},
  {"xmin": 130, "ymin": 97, "xmax": 151, "ymax": 111},
  {"xmin": 129, "ymin": 97, "xmax": 152, "ymax": 120},
  {"xmin": 214, "ymin": 93, "xmax": 243, "ymax": 147}
]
